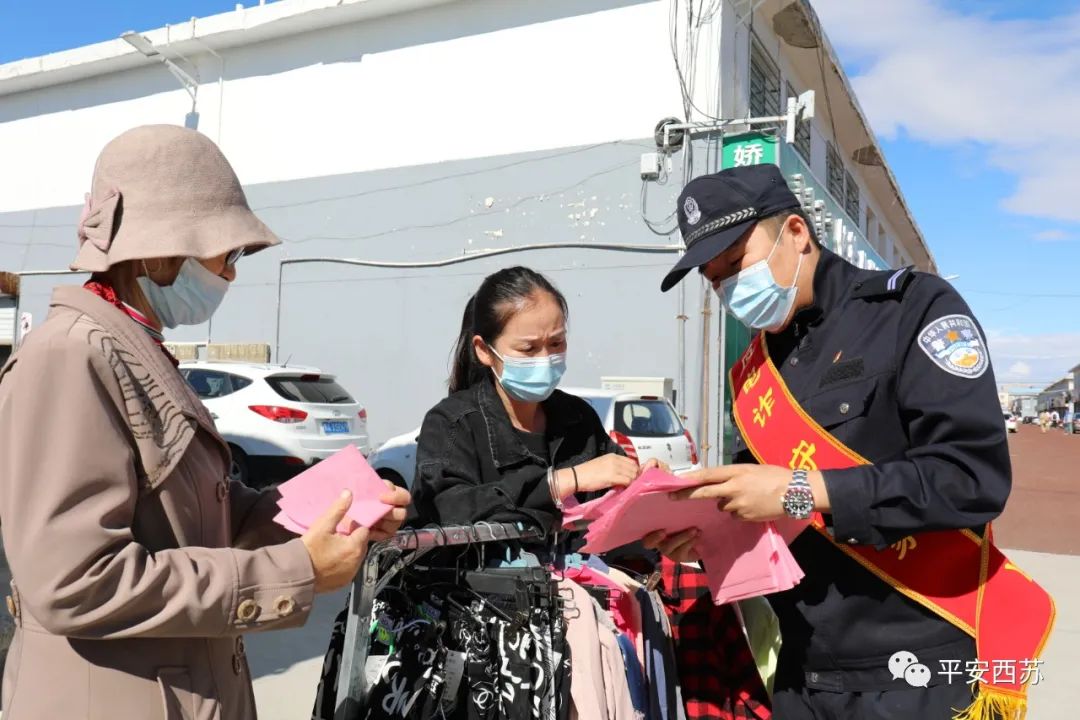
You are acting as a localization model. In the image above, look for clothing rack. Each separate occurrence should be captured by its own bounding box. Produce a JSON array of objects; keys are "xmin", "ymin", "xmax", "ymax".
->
[{"xmin": 333, "ymin": 522, "xmax": 545, "ymax": 720}]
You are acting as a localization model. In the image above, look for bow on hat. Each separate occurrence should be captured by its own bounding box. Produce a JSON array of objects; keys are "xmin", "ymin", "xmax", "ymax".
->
[{"xmin": 77, "ymin": 189, "xmax": 121, "ymax": 252}]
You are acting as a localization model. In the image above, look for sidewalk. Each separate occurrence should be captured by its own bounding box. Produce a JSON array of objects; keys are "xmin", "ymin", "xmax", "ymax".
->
[
  {"xmin": 247, "ymin": 588, "xmax": 347, "ymax": 720},
  {"xmin": 1004, "ymin": 549, "xmax": 1080, "ymax": 719}
]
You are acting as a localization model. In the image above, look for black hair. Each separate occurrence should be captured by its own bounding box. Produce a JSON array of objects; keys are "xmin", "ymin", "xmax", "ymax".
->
[
  {"xmin": 762, "ymin": 209, "xmax": 820, "ymax": 247},
  {"xmin": 448, "ymin": 266, "xmax": 568, "ymax": 395}
]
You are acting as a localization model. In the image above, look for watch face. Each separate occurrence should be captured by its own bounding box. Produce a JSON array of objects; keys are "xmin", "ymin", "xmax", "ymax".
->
[{"xmin": 784, "ymin": 487, "xmax": 814, "ymax": 518}]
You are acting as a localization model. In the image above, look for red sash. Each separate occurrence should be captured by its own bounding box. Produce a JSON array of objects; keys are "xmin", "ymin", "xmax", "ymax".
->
[{"xmin": 731, "ymin": 332, "xmax": 1054, "ymax": 720}]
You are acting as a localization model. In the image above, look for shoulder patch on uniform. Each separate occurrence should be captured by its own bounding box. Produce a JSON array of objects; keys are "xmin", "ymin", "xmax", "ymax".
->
[
  {"xmin": 917, "ymin": 314, "xmax": 989, "ymax": 379},
  {"xmin": 851, "ymin": 266, "xmax": 915, "ymax": 299}
]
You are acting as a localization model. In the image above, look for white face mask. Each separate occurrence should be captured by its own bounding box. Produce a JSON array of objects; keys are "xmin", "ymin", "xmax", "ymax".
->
[
  {"xmin": 137, "ymin": 258, "xmax": 229, "ymax": 328},
  {"xmin": 716, "ymin": 224, "xmax": 803, "ymax": 332}
]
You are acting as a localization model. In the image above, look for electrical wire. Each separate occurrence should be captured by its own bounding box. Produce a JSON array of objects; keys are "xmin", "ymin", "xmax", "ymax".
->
[
  {"xmin": 807, "ymin": 5, "xmax": 841, "ymax": 173},
  {"xmin": 640, "ymin": 180, "xmax": 679, "ymax": 236}
]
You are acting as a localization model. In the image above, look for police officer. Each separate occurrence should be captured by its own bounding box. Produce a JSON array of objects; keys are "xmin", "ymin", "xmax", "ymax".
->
[{"xmin": 645, "ymin": 164, "xmax": 1011, "ymax": 718}]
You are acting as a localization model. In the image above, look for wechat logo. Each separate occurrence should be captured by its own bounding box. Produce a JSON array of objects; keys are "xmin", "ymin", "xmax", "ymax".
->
[{"xmin": 890, "ymin": 650, "xmax": 932, "ymax": 688}]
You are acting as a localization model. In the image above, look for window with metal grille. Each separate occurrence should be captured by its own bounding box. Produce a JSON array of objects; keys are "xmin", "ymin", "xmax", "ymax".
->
[
  {"xmin": 826, "ymin": 141, "xmax": 845, "ymax": 201},
  {"xmin": 750, "ymin": 39, "xmax": 781, "ymax": 119},
  {"xmin": 844, "ymin": 169, "xmax": 860, "ymax": 222},
  {"xmin": 786, "ymin": 82, "xmax": 812, "ymax": 163}
]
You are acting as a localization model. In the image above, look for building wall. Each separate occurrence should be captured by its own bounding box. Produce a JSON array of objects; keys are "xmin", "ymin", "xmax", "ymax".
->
[
  {"xmin": 0, "ymin": 0, "xmax": 928, "ymax": 457},
  {"xmin": 0, "ymin": 0, "xmax": 681, "ymax": 213},
  {"xmin": 743, "ymin": 16, "xmax": 909, "ymax": 268}
]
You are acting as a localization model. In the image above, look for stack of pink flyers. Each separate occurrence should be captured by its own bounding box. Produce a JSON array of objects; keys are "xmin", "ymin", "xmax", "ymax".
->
[
  {"xmin": 570, "ymin": 468, "xmax": 808, "ymax": 605},
  {"xmin": 273, "ymin": 445, "xmax": 394, "ymax": 535}
]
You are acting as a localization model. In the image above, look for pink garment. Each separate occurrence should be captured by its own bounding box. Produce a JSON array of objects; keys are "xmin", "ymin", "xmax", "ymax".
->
[
  {"xmin": 594, "ymin": 600, "xmax": 639, "ymax": 720},
  {"xmin": 562, "ymin": 579, "xmax": 609, "ymax": 720},
  {"xmin": 603, "ymin": 567, "xmax": 646, "ymax": 667}
]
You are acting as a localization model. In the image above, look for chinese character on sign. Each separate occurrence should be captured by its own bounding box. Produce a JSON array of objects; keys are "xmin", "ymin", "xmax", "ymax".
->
[
  {"xmin": 753, "ymin": 389, "xmax": 775, "ymax": 428},
  {"xmin": 965, "ymin": 660, "xmax": 990, "ymax": 685},
  {"xmin": 1020, "ymin": 659, "xmax": 1044, "ymax": 686},
  {"xmin": 788, "ymin": 441, "xmax": 818, "ymax": 471},
  {"xmin": 733, "ymin": 143, "xmax": 765, "ymax": 167},
  {"xmin": 931, "ymin": 339, "xmax": 946, "ymax": 353},
  {"xmin": 992, "ymin": 660, "xmax": 1017, "ymax": 685},
  {"xmin": 890, "ymin": 536, "xmax": 917, "ymax": 561},
  {"xmin": 742, "ymin": 368, "xmax": 762, "ymax": 395},
  {"xmin": 939, "ymin": 660, "xmax": 963, "ymax": 685}
]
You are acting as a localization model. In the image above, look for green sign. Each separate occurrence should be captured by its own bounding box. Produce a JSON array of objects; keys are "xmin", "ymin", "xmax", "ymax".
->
[{"xmin": 722, "ymin": 132, "xmax": 779, "ymax": 169}]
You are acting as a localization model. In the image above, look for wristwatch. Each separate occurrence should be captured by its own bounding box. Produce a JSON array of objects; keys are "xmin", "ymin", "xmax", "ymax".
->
[{"xmin": 782, "ymin": 469, "xmax": 815, "ymax": 520}]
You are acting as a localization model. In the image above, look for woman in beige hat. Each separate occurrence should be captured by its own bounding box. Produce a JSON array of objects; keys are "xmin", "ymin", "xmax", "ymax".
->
[{"xmin": 0, "ymin": 125, "xmax": 409, "ymax": 719}]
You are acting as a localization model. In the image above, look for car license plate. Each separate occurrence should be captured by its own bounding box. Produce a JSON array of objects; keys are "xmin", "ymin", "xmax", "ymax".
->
[{"xmin": 322, "ymin": 421, "xmax": 349, "ymax": 434}]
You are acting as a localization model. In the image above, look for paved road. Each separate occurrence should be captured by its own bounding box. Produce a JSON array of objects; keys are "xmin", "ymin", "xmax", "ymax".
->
[{"xmin": 993, "ymin": 425, "xmax": 1080, "ymax": 555}]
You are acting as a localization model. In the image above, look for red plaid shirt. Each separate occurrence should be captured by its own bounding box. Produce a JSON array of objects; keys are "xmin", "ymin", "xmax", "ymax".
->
[{"xmin": 659, "ymin": 558, "xmax": 772, "ymax": 720}]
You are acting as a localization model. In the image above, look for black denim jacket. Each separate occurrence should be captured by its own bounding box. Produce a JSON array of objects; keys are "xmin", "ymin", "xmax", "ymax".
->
[{"xmin": 408, "ymin": 378, "xmax": 622, "ymax": 532}]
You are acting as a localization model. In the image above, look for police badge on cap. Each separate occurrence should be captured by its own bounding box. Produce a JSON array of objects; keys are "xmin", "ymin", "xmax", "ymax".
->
[{"xmin": 684, "ymin": 196, "xmax": 702, "ymax": 225}]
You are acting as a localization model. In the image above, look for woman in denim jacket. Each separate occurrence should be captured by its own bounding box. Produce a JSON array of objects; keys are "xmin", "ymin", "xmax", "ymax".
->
[{"xmin": 410, "ymin": 266, "xmax": 654, "ymax": 532}]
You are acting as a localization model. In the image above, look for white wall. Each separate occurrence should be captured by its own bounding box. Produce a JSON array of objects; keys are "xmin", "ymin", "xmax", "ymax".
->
[{"xmin": 0, "ymin": 0, "xmax": 682, "ymax": 214}]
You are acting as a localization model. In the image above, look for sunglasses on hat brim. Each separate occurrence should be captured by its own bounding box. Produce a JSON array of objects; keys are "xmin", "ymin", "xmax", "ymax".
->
[{"xmin": 225, "ymin": 246, "xmax": 249, "ymax": 267}]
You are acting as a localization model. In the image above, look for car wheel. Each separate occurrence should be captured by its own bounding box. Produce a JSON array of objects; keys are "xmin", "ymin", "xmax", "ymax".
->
[
  {"xmin": 376, "ymin": 468, "xmax": 408, "ymax": 491},
  {"xmin": 228, "ymin": 446, "xmax": 251, "ymax": 487}
]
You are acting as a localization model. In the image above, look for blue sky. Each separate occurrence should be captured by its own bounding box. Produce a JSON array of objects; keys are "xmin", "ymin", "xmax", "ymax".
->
[
  {"xmin": 812, "ymin": 0, "xmax": 1080, "ymax": 387},
  {"xmin": 0, "ymin": 2, "xmax": 246, "ymax": 63},
  {"xmin": 2, "ymin": 0, "xmax": 1078, "ymax": 386}
]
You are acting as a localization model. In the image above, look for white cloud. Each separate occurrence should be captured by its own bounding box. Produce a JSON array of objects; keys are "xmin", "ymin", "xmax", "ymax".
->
[
  {"xmin": 1033, "ymin": 229, "xmax": 1072, "ymax": 241},
  {"xmin": 812, "ymin": 1, "xmax": 1080, "ymax": 223},
  {"xmin": 1007, "ymin": 361, "xmax": 1032, "ymax": 379},
  {"xmin": 985, "ymin": 330, "xmax": 1080, "ymax": 384}
]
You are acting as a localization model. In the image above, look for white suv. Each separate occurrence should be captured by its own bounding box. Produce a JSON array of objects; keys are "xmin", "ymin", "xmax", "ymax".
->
[
  {"xmin": 1004, "ymin": 412, "xmax": 1018, "ymax": 434},
  {"xmin": 179, "ymin": 361, "xmax": 370, "ymax": 487},
  {"xmin": 369, "ymin": 388, "xmax": 701, "ymax": 490}
]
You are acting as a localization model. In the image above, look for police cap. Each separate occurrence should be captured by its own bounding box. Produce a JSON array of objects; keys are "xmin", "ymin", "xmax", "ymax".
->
[{"xmin": 661, "ymin": 164, "xmax": 801, "ymax": 292}]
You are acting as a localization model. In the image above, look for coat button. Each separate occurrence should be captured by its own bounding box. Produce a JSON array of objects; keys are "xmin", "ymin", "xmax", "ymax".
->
[
  {"xmin": 839, "ymin": 403, "xmax": 850, "ymax": 415},
  {"xmin": 216, "ymin": 480, "xmax": 229, "ymax": 503},
  {"xmin": 235, "ymin": 636, "xmax": 246, "ymax": 657},
  {"xmin": 5, "ymin": 595, "xmax": 14, "ymax": 618},
  {"xmin": 846, "ymin": 537, "xmax": 858, "ymax": 545},
  {"xmin": 232, "ymin": 654, "xmax": 243, "ymax": 675},
  {"xmin": 275, "ymin": 596, "xmax": 296, "ymax": 616},
  {"xmin": 790, "ymin": 357, "xmax": 799, "ymax": 366},
  {"xmin": 236, "ymin": 599, "xmax": 259, "ymax": 623}
]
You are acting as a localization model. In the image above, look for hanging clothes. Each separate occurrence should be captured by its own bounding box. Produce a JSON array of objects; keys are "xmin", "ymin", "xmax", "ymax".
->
[
  {"xmin": 593, "ymin": 599, "xmax": 639, "ymax": 720},
  {"xmin": 637, "ymin": 588, "xmax": 686, "ymax": 720},
  {"xmin": 659, "ymin": 560, "xmax": 771, "ymax": 720},
  {"xmin": 615, "ymin": 632, "xmax": 648, "ymax": 720},
  {"xmin": 313, "ymin": 565, "xmax": 569, "ymax": 720}
]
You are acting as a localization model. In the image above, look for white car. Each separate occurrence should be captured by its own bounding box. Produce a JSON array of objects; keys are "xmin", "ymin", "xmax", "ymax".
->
[
  {"xmin": 369, "ymin": 388, "xmax": 701, "ymax": 490},
  {"xmin": 179, "ymin": 361, "xmax": 370, "ymax": 487},
  {"xmin": 1004, "ymin": 412, "xmax": 1018, "ymax": 434}
]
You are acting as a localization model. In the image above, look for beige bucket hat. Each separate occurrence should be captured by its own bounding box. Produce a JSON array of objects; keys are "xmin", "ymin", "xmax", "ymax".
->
[{"xmin": 72, "ymin": 124, "xmax": 280, "ymax": 272}]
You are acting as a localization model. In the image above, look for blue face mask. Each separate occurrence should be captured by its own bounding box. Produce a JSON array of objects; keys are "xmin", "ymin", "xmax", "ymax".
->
[
  {"xmin": 489, "ymin": 347, "xmax": 567, "ymax": 403},
  {"xmin": 716, "ymin": 225, "xmax": 804, "ymax": 332},
  {"xmin": 137, "ymin": 257, "xmax": 229, "ymax": 329}
]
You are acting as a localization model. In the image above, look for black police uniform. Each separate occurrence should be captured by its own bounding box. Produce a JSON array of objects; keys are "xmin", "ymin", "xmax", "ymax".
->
[
  {"xmin": 660, "ymin": 165, "xmax": 1011, "ymax": 719},
  {"xmin": 731, "ymin": 249, "xmax": 1010, "ymax": 718}
]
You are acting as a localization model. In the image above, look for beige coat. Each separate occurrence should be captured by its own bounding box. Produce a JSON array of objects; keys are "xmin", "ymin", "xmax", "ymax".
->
[{"xmin": 0, "ymin": 287, "xmax": 316, "ymax": 719}]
